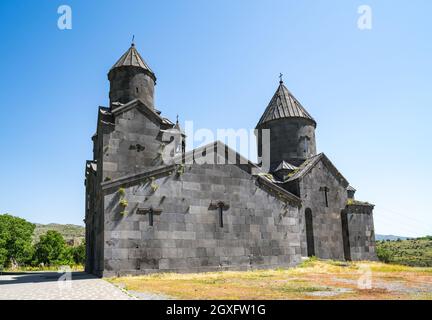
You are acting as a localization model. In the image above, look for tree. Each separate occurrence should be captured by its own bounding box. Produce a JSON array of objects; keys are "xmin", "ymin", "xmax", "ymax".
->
[
  {"xmin": 33, "ymin": 230, "xmax": 73, "ymax": 266},
  {"xmin": 0, "ymin": 214, "xmax": 35, "ymax": 268},
  {"xmin": 71, "ymin": 241, "xmax": 86, "ymax": 265}
]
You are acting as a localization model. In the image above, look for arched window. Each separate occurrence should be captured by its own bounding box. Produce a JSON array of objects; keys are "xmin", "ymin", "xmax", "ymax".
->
[{"xmin": 300, "ymin": 136, "xmax": 310, "ymax": 154}]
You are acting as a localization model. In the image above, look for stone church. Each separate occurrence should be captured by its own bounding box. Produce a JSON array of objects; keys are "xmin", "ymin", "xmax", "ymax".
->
[{"xmin": 85, "ymin": 43, "xmax": 376, "ymax": 277}]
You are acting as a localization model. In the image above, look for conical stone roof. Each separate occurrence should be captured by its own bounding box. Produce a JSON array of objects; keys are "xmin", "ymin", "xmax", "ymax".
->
[
  {"xmin": 109, "ymin": 44, "xmax": 156, "ymax": 81},
  {"xmin": 257, "ymin": 80, "xmax": 315, "ymax": 127}
]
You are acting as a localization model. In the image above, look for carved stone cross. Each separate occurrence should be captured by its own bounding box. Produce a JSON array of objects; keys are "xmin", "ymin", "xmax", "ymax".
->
[
  {"xmin": 137, "ymin": 207, "xmax": 162, "ymax": 226},
  {"xmin": 209, "ymin": 201, "xmax": 230, "ymax": 228}
]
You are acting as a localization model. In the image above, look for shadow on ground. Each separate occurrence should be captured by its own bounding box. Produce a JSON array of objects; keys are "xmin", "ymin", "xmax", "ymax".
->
[{"xmin": 0, "ymin": 272, "xmax": 96, "ymax": 285}]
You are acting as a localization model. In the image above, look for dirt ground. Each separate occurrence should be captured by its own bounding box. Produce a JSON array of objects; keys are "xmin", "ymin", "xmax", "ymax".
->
[{"xmin": 109, "ymin": 259, "xmax": 432, "ymax": 300}]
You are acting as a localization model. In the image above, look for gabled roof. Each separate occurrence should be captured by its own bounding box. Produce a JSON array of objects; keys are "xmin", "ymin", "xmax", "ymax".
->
[
  {"xmin": 101, "ymin": 140, "xmax": 302, "ymax": 206},
  {"xmin": 175, "ymin": 140, "xmax": 257, "ymax": 169},
  {"xmin": 109, "ymin": 44, "xmax": 156, "ymax": 82},
  {"xmin": 110, "ymin": 98, "xmax": 174, "ymax": 129},
  {"xmin": 284, "ymin": 153, "xmax": 349, "ymax": 187},
  {"xmin": 177, "ymin": 141, "xmax": 301, "ymax": 205},
  {"xmin": 257, "ymin": 81, "xmax": 316, "ymax": 127},
  {"xmin": 284, "ymin": 153, "xmax": 322, "ymax": 181},
  {"xmin": 274, "ymin": 160, "xmax": 298, "ymax": 172},
  {"xmin": 160, "ymin": 127, "xmax": 186, "ymax": 137},
  {"xmin": 346, "ymin": 199, "xmax": 374, "ymax": 208},
  {"xmin": 96, "ymin": 106, "xmax": 115, "ymax": 130}
]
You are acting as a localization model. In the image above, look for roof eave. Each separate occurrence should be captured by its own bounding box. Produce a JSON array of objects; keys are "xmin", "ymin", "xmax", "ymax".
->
[
  {"xmin": 256, "ymin": 116, "xmax": 317, "ymax": 129},
  {"xmin": 107, "ymin": 65, "xmax": 156, "ymax": 83}
]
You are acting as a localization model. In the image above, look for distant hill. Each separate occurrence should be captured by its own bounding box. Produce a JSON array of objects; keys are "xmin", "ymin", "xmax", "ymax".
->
[
  {"xmin": 32, "ymin": 223, "xmax": 85, "ymax": 243},
  {"xmin": 376, "ymin": 234, "xmax": 409, "ymax": 241}
]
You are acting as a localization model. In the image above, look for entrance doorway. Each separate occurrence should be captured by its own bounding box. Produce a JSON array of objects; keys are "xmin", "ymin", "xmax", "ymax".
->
[
  {"xmin": 305, "ymin": 208, "xmax": 315, "ymax": 257},
  {"xmin": 341, "ymin": 210, "xmax": 351, "ymax": 261}
]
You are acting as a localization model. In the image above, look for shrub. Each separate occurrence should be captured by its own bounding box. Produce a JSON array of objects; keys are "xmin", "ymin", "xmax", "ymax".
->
[
  {"xmin": 150, "ymin": 177, "xmax": 159, "ymax": 192},
  {"xmin": 118, "ymin": 187, "xmax": 126, "ymax": 196},
  {"xmin": 176, "ymin": 164, "xmax": 185, "ymax": 176},
  {"xmin": 376, "ymin": 246, "xmax": 392, "ymax": 263},
  {"xmin": 71, "ymin": 242, "xmax": 86, "ymax": 265}
]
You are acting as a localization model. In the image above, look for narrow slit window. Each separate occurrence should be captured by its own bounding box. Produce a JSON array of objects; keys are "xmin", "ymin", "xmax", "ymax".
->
[
  {"xmin": 149, "ymin": 209, "xmax": 154, "ymax": 226},
  {"xmin": 320, "ymin": 187, "xmax": 329, "ymax": 207},
  {"xmin": 218, "ymin": 205, "xmax": 223, "ymax": 228}
]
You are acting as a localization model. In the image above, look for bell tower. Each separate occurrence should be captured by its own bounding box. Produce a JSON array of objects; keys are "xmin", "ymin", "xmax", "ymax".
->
[{"xmin": 108, "ymin": 42, "xmax": 156, "ymax": 108}]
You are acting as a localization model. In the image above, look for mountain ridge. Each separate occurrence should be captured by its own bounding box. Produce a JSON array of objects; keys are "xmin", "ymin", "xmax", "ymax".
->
[{"xmin": 32, "ymin": 222, "xmax": 85, "ymax": 243}]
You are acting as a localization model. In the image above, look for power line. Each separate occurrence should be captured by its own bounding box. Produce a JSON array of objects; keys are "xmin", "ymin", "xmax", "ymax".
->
[
  {"xmin": 377, "ymin": 205, "xmax": 430, "ymax": 225},
  {"xmin": 374, "ymin": 214, "xmax": 430, "ymax": 236},
  {"xmin": 375, "ymin": 209, "xmax": 431, "ymax": 233}
]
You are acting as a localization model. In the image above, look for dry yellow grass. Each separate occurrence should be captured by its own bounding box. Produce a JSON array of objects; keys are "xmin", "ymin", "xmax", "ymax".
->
[
  {"xmin": 108, "ymin": 259, "xmax": 432, "ymax": 300},
  {"xmin": 5, "ymin": 264, "xmax": 84, "ymax": 272}
]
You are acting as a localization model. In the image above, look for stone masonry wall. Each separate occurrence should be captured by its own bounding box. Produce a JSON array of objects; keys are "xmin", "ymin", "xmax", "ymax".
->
[
  {"xmin": 102, "ymin": 107, "xmax": 163, "ymax": 181},
  {"xmin": 102, "ymin": 163, "xmax": 302, "ymax": 276},
  {"xmin": 347, "ymin": 206, "xmax": 377, "ymax": 261},
  {"xmin": 298, "ymin": 159, "xmax": 348, "ymax": 259}
]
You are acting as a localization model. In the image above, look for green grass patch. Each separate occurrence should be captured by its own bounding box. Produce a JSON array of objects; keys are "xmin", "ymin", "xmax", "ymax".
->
[
  {"xmin": 298, "ymin": 256, "xmax": 319, "ymax": 268},
  {"xmin": 276, "ymin": 281, "xmax": 332, "ymax": 293},
  {"xmin": 193, "ymin": 278, "xmax": 227, "ymax": 285}
]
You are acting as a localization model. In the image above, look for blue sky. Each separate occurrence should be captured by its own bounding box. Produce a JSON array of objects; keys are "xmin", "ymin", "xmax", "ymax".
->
[{"xmin": 0, "ymin": 1, "xmax": 430, "ymax": 237}]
